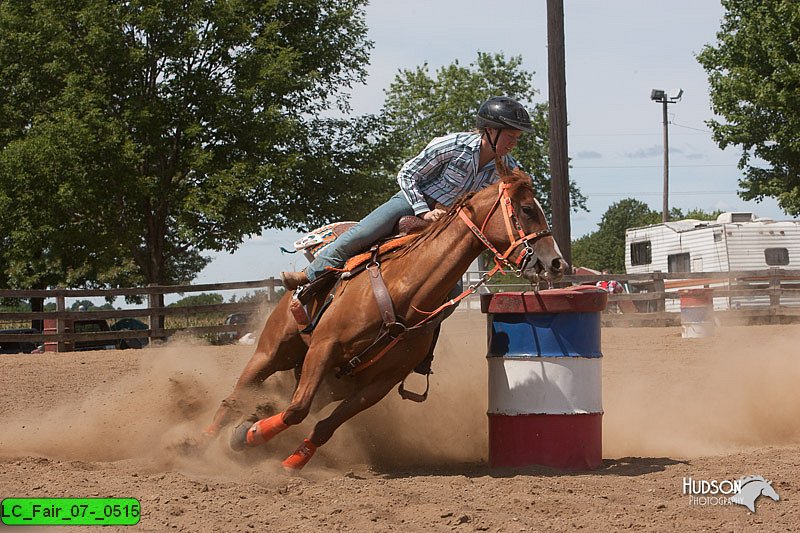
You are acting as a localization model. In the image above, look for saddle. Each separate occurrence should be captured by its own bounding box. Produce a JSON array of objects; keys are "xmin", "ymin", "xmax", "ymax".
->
[
  {"xmin": 288, "ymin": 216, "xmax": 430, "ymax": 330},
  {"xmin": 287, "ymin": 216, "xmax": 438, "ymax": 400}
]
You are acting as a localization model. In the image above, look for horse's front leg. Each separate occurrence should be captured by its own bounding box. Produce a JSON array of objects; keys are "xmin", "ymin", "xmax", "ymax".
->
[
  {"xmin": 230, "ymin": 338, "xmax": 340, "ymax": 451},
  {"xmin": 204, "ymin": 295, "xmax": 306, "ymax": 437}
]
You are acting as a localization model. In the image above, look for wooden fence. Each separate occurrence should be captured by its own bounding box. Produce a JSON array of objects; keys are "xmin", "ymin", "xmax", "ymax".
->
[
  {"xmin": 0, "ymin": 278, "xmax": 282, "ymax": 350},
  {"xmin": 3, "ymin": 268, "xmax": 800, "ymax": 350},
  {"xmin": 555, "ymin": 268, "xmax": 800, "ymax": 327}
]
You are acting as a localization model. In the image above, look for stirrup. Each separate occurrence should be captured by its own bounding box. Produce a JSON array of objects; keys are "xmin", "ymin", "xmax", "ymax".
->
[{"xmin": 398, "ymin": 373, "xmax": 430, "ymax": 403}]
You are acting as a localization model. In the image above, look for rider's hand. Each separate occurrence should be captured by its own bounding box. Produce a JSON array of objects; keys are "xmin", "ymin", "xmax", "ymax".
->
[{"xmin": 421, "ymin": 209, "xmax": 446, "ymax": 222}]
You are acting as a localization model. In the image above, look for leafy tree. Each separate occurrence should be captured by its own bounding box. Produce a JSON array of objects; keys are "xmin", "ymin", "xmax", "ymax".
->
[
  {"xmin": 0, "ymin": 0, "xmax": 382, "ymax": 290},
  {"xmin": 169, "ymin": 293, "xmax": 224, "ymax": 307},
  {"xmin": 697, "ymin": 0, "xmax": 800, "ymax": 215},
  {"xmin": 70, "ymin": 300, "xmax": 97, "ymax": 311},
  {"xmin": 571, "ymin": 200, "xmax": 720, "ymax": 273},
  {"xmin": 382, "ymin": 52, "xmax": 587, "ymax": 218}
]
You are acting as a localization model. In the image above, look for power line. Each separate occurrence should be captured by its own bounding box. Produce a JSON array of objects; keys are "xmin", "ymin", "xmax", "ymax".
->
[
  {"xmin": 671, "ymin": 122, "xmax": 712, "ymax": 133},
  {"xmin": 585, "ymin": 190, "xmax": 740, "ymax": 197},
  {"xmin": 572, "ymin": 163, "xmax": 738, "ymax": 169},
  {"xmin": 570, "ymin": 131, "xmax": 707, "ymax": 137}
]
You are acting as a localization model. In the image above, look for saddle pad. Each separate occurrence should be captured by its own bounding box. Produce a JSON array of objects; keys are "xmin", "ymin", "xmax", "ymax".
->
[
  {"xmin": 294, "ymin": 221, "xmax": 358, "ymax": 261},
  {"xmin": 341, "ymin": 234, "xmax": 418, "ymax": 273}
]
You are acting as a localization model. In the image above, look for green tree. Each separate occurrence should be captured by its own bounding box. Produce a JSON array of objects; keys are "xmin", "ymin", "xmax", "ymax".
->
[
  {"xmin": 381, "ymin": 52, "xmax": 587, "ymax": 218},
  {"xmin": 571, "ymin": 201, "xmax": 722, "ymax": 273},
  {"xmin": 572, "ymin": 199, "xmax": 661, "ymax": 273},
  {"xmin": 697, "ymin": 0, "xmax": 800, "ymax": 215},
  {"xmin": 0, "ymin": 0, "xmax": 382, "ymax": 291},
  {"xmin": 170, "ymin": 293, "xmax": 224, "ymax": 307}
]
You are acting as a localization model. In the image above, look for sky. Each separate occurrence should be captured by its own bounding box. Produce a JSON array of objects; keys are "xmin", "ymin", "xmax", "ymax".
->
[{"xmin": 193, "ymin": 0, "xmax": 794, "ymax": 294}]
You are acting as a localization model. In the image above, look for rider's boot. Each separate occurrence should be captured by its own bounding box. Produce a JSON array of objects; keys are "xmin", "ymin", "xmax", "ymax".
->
[{"xmin": 281, "ymin": 271, "xmax": 309, "ymax": 291}]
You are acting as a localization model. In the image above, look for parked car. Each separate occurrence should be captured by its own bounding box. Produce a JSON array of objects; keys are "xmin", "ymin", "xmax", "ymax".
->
[
  {"xmin": 216, "ymin": 312, "xmax": 253, "ymax": 344},
  {"xmin": 109, "ymin": 318, "xmax": 149, "ymax": 349},
  {"xmin": 72, "ymin": 319, "xmax": 118, "ymax": 351},
  {"xmin": 0, "ymin": 328, "xmax": 39, "ymax": 354}
]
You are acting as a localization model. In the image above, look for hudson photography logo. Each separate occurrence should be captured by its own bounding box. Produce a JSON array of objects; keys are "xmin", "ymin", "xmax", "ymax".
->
[{"xmin": 683, "ymin": 475, "xmax": 780, "ymax": 512}]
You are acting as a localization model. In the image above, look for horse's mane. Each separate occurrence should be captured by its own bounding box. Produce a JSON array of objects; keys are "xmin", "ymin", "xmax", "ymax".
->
[{"xmin": 394, "ymin": 158, "xmax": 535, "ymax": 258}]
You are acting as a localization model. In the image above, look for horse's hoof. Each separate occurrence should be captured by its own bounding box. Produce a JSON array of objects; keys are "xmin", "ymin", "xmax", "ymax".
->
[{"xmin": 229, "ymin": 421, "xmax": 251, "ymax": 452}]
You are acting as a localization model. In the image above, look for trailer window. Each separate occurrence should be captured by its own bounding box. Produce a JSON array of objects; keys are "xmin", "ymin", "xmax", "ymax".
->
[
  {"xmin": 764, "ymin": 247, "xmax": 789, "ymax": 266},
  {"xmin": 630, "ymin": 241, "xmax": 652, "ymax": 266},
  {"xmin": 668, "ymin": 253, "xmax": 691, "ymax": 273}
]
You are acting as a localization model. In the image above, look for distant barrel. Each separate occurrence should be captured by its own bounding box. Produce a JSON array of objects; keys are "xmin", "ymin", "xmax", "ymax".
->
[
  {"xmin": 481, "ymin": 286, "xmax": 607, "ymax": 470},
  {"xmin": 679, "ymin": 288, "xmax": 715, "ymax": 338}
]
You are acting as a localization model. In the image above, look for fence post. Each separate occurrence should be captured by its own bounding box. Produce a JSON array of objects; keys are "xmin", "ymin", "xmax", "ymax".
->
[
  {"xmin": 652, "ymin": 271, "xmax": 666, "ymax": 313},
  {"xmin": 769, "ymin": 267, "xmax": 781, "ymax": 324},
  {"xmin": 147, "ymin": 284, "xmax": 165, "ymax": 341},
  {"xmin": 267, "ymin": 277, "xmax": 277, "ymax": 302},
  {"xmin": 56, "ymin": 295, "xmax": 67, "ymax": 352}
]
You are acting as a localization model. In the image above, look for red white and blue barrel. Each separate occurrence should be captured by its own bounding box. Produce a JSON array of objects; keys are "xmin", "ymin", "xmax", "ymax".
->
[
  {"xmin": 678, "ymin": 288, "xmax": 715, "ymax": 338},
  {"xmin": 480, "ymin": 286, "xmax": 607, "ymax": 470}
]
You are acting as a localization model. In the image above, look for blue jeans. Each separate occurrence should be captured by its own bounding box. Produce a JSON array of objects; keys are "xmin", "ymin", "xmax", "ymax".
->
[{"xmin": 304, "ymin": 192, "xmax": 415, "ymax": 281}]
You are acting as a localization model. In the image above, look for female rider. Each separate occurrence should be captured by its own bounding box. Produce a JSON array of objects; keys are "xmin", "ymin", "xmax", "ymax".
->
[{"xmin": 281, "ymin": 96, "xmax": 536, "ymax": 290}]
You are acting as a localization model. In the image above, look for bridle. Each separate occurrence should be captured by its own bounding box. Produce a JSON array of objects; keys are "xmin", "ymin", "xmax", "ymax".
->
[{"xmin": 457, "ymin": 180, "xmax": 553, "ymax": 281}]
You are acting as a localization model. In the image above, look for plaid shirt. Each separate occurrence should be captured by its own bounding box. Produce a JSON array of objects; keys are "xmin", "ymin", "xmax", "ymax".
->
[{"xmin": 397, "ymin": 132, "xmax": 520, "ymax": 215}]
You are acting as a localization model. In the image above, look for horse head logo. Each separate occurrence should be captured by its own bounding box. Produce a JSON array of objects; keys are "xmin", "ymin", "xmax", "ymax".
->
[{"xmin": 730, "ymin": 475, "xmax": 780, "ymax": 512}]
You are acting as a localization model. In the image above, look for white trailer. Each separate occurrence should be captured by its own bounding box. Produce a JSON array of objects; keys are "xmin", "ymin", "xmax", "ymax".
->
[{"xmin": 624, "ymin": 212, "xmax": 800, "ymax": 310}]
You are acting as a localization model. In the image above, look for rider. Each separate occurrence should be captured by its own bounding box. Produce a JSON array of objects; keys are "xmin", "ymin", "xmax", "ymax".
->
[{"xmin": 281, "ymin": 95, "xmax": 536, "ymax": 290}]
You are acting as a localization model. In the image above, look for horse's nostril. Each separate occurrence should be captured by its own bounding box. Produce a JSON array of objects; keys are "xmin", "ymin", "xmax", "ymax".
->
[{"xmin": 552, "ymin": 258, "xmax": 566, "ymax": 272}]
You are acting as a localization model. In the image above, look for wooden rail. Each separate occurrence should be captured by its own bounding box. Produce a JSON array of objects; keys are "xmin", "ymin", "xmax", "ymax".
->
[
  {"xmin": 0, "ymin": 278, "xmax": 282, "ymax": 349},
  {"xmin": 4, "ymin": 269, "xmax": 800, "ymax": 350},
  {"xmin": 473, "ymin": 268, "xmax": 800, "ymax": 327}
]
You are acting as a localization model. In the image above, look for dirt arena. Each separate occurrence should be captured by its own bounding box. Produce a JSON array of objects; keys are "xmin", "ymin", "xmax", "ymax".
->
[{"xmin": 2, "ymin": 311, "xmax": 799, "ymax": 532}]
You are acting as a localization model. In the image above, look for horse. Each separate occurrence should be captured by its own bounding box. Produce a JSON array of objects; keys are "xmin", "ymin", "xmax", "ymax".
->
[
  {"xmin": 204, "ymin": 165, "xmax": 568, "ymax": 472},
  {"xmin": 730, "ymin": 475, "xmax": 780, "ymax": 512}
]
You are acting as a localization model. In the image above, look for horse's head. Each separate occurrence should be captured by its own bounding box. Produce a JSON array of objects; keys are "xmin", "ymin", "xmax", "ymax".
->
[{"xmin": 465, "ymin": 165, "xmax": 568, "ymax": 284}]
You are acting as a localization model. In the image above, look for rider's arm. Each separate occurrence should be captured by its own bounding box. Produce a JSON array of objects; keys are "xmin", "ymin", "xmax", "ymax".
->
[{"xmin": 397, "ymin": 134, "xmax": 463, "ymax": 216}]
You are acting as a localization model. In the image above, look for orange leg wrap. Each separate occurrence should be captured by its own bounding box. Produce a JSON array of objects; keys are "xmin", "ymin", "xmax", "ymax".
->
[
  {"xmin": 246, "ymin": 413, "xmax": 289, "ymax": 447},
  {"xmin": 281, "ymin": 438, "xmax": 317, "ymax": 472}
]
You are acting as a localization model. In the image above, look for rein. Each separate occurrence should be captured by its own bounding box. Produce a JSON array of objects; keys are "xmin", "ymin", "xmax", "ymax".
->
[{"xmin": 341, "ymin": 181, "xmax": 553, "ymax": 378}]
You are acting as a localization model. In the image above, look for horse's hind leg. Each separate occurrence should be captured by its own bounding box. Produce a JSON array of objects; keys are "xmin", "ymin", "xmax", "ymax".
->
[{"xmin": 204, "ymin": 296, "xmax": 306, "ymax": 437}]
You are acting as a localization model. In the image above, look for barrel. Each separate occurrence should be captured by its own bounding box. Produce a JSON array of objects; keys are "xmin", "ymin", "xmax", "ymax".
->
[
  {"xmin": 678, "ymin": 288, "xmax": 715, "ymax": 338},
  {"xmin": 43, "ymin": 318, "xmax": 72, "ymax": 353},
  {"xmin": 480, "ymin": 286, "xmax": 607, "ymax": 470}
]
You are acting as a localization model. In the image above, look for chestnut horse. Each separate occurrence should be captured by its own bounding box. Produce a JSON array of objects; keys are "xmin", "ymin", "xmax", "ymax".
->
[{"xmin": 205, "ymin": 166, "xmax": 568, "ymax": 472}]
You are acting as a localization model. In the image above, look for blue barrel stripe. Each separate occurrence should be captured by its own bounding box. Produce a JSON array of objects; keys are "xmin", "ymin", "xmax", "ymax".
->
[{"xmin": 487, "ymin": 312, "xmax": 602, "ymax": 358}]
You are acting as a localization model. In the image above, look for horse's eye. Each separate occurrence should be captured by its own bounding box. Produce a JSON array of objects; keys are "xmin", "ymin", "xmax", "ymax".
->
[{"xmin": 522, "ymin": 205, "xmax": 538, "ymax": 220}]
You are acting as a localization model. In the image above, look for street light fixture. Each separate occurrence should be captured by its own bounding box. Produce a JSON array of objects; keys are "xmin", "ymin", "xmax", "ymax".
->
[{"xmin": 650, "ymin": 88, "xmax": 683, "ymax": 222}]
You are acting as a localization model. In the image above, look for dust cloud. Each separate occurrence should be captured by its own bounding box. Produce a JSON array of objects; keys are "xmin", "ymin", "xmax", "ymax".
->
[
  {"xmin": 603, "ymin": 325, "xmax": 800, "ymax": 458},
  {"xmin": 2, "ymin": 316, "xmax": 800, "ymax": 476}
]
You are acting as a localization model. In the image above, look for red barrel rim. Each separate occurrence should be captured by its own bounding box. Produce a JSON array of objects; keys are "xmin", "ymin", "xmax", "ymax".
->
[
  {"xmin": 678, "ymin": 288, "xmax": 714, "ymax": 307},
  {"xmin": 480, "ymin": 286, "xmax": 608, "ymax": 314}
]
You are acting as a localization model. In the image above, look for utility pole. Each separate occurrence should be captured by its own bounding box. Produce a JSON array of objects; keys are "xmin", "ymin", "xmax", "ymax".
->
[
  {"xmin": 547, "ymin": 0, "xmax": 571, "ymax": 267},
  {"xmin": 650, "ymin": 89, "xmax": 683, "ymax": 223},
  {"xmin": 661, "ymin": 97, "xmax": 669, "ymax": 222}
]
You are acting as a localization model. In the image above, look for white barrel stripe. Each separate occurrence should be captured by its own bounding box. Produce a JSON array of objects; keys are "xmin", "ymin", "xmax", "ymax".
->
[{"xmin": 488, "ymin": 357, "xmax": 603, "ymax": 415}]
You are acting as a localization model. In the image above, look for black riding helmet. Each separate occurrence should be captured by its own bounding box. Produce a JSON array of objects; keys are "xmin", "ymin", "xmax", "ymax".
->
[
  {"xmin": 476, "ymin": 96, "xmax": 534, "ymax": 133},
  {"xmin": 476, "ymin": 96, "xmax": 533, "ymax": 154}
]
